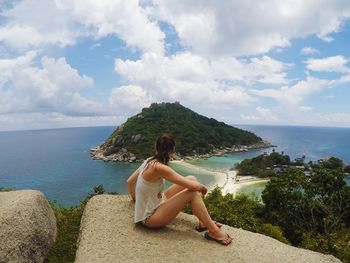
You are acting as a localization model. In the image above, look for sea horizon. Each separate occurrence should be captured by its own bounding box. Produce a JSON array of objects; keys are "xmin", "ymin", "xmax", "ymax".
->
[
  {"xmin": 1, "ymin": 124, "xmax": 349, "ymax": 206},
  {"xmin": 1, "ymin": 123, "xmax": 350, "ymax": 133}
]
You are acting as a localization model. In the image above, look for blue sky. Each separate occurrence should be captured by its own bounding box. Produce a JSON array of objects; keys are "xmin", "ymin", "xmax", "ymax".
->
[{"xmin": 0, "ymin": 0, "xmax": 350, "ymax": 131}]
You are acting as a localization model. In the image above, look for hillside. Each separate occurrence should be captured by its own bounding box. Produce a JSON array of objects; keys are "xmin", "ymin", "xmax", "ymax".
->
[{"xmin": 92, "ymin": 102, "xmax": 270, "ymax": 161}]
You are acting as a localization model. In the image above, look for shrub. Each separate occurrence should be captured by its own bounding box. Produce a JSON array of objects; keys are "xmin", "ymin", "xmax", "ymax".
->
[
  {"xmin": 200, "ymin": 187, "xmax": 288, "ymax": 243},
  {"xmin": 45, "ymin": 185, "xmax": 117, "ymax": 263},
  {"xmin": 300, "ymin": 228, "xmax": 350, "ymax": 263}
]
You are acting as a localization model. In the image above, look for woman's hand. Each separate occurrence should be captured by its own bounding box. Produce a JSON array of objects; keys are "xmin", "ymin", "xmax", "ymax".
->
[{"xmin": 195, "ymin": 183, "xmax": 207, "ymax": 195}]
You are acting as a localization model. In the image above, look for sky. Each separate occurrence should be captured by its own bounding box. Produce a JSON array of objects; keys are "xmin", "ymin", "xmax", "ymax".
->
[{"xmin": 0, "ymin": 0, "xmax": 350, "ymax": 131}]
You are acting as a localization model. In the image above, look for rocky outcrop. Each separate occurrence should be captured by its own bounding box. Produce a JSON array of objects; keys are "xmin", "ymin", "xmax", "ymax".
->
[
  {"xmin": 90, "ymin": 146, "xmax": 138, "ymax": 163},
  {"xmin": 75, "ymin": 195, "xmax": 341, "ymax": 263},
  {"xmin": 0, "ymin": 190, "xmax": 57, "ymax": 263},
  {"xmin": 92, "ymin": 102, "xmax": 269, "ymax": 162},
  {"xmin": 131, "ymin": 134, "xmax": 142, "ymax": 143},
  {"xmin": 90, "ymin": 140, "xmax": 273, "ymax": 163}
]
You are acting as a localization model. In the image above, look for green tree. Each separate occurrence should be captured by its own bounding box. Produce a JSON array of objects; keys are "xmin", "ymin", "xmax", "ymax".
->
[
  {"xmin": 322, "ymin": 157, "xmax": 344, "ymax": 169},
  {"xmin": 199, "ymin": 187, "xmax": 289, "ymax": 244},
  {"xmin": 301, "ymin": 228, "xmax": 350, "ymax": 263},
  {"xmin": 45, "ymin": 185, "xmax": 117, "ymax": 263},
  {"xmin": 101, "ymin": 102, "xmax": 262, "ymax": 159},
  {"xmin": 262, "ymin": 168, "xmax": 350, "ymax": 245},
  {"xmin": 235, "ymin": 152, "xmax": 291, "ymax": 177}
]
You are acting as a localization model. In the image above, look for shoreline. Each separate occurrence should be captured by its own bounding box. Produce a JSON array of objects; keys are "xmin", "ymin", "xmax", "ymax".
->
[
  {"xmin": 90, "ymin": 140, "xmax": 274, "ymax": 163},
  {"xmin": 171, "ymin": 160, "xmax": 270, "ymax": 196}
]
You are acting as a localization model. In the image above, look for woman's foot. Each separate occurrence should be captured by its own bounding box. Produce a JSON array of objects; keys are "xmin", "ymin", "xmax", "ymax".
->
[
  {"xmin": 205, "ymin": 231, "xmax": 232, "ymax": 245},
  {"xmin": 195, "ymin": 221, "xmax": 223, "ymax": 232},
  {"xmin": 205, "ymin": 227, "xmax": 232, "ymax": 245}
]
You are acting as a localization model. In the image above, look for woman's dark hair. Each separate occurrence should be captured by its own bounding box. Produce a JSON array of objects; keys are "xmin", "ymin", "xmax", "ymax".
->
[{"xmin": 152, "ymin": 133, "xmax": 175, "ymax": 165}]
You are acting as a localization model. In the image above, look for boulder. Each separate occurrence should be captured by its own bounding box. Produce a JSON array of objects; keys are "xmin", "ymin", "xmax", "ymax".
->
[
  {"xmin": 113, "ymin": 135, "xmax": 123, "ymax": 146},
  {"xmin": 132, "ymin": 134, "xmax": 142, "ymax": 143},
  {"xmin": 0, "ymin": 190, "xmax": 57, "ymax": 263},
  {"xmin": 75, "ymin": 195, "xmax": 341, "ymax": 263}
]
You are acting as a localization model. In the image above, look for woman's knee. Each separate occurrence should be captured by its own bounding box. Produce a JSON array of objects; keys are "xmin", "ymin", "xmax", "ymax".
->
[
  {"xmin": 186, "ymin": 175, "xmax": 197, "ymax": 181},
  {"xmin": 184, "ymin": 188, "xmax": 202, "ymax": 199}
]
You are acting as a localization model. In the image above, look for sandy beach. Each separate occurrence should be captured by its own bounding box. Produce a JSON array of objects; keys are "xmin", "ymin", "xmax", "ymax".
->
[{"xmin": 171, "ymin": 160, "xmax": 270, "ymax": 196}]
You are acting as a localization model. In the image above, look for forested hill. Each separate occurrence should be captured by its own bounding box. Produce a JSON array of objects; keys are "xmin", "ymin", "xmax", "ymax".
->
[{"xmin": 97, "ymin": 102, "xmax": 265, "ymax": 160}]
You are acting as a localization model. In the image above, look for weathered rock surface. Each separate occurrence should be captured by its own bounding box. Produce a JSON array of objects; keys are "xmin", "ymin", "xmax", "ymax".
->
[
  {"xmin": 90, "ymin": 140, "xmax": 273, "ymax": 164},
  {"xmin": 131, "ymin": 134, "xmax": 142, "ymax": 143},
  {"xmin": 75, "ymin": 195, "xmax": 341, "ymax": 263},
  {"xmin": 0, "ymin": 190, "xmax": 57, "ymax": 263}
]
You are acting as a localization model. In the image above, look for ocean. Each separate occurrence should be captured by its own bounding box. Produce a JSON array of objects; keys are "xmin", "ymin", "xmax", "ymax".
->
[{"xmin": 0, "ymin": 125, "xmax": 349, "ymax": 206}]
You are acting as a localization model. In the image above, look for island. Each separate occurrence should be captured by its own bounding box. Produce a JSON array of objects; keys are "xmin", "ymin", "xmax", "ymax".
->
[{"xmin": 90, "ymin": 102, "xmax": 272, "ymax": 162}]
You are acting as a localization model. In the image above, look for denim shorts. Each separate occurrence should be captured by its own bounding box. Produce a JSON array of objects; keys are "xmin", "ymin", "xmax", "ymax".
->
[
  {"xmin": 140, "ymin": 210, "xmax": 156, "ymax": 226},
  {"xmin": 140, "ymin": 194, "xmax": 167, "ymax": 226}
]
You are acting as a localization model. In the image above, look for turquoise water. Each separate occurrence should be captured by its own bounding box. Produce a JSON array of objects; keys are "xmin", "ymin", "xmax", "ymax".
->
[
  {"xmin": 0, "ymin": 125, "xmax": 349, "ymax": 205},
  {"xmin": 187, "ymin": 150, "xmax": 266, "ymax": 171},
  {"xmin": 236, "ymin": 181, "xmax": 268, "ymax": 200}
]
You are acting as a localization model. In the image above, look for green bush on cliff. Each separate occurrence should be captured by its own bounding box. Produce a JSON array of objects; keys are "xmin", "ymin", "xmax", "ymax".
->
[
  {"xmin": 261, "ymin": 168, "xmax": 350, "ymax": 262},
  {"xmin": 235, "ymin": 151, "xmax": 290, "ymax": 176},
  {"xmin": 102, "ymin": 102, "xmax": 262, "ymax": 159},
  {"xmin": 301, "ymin": 228, "xmax": 350, "ymax": 263},
  {"xmin": 45, "ymin": 185, "xmax": 117, "ymax": 263},
  {"xmin": 198, "ymin": 187, "xmax": 290, "ymax": 244},
  {"xmin": 0, "ymin": 186, "xmax": 13, "ymax": 192}
]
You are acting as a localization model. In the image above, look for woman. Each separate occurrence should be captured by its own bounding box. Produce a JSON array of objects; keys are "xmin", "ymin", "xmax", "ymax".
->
[{"xmin": 126, "ymin": 133, "xmax": 232, "ymax": 245}]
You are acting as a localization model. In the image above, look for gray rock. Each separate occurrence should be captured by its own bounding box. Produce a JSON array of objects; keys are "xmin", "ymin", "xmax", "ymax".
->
[
  {"xmin": 113, "ymin": 135, "xmax": 123, "ymax": 146},
  {"xmin": 75, "ymin": 195, "xmax": 341, "ymax": 263},
  {"xmin": 0, "ymin": 190, "xmax": 57, "ymax": 263},
  {"xmin": 132, "ymin": 134, "xmax": 142, "ymax": 143}
]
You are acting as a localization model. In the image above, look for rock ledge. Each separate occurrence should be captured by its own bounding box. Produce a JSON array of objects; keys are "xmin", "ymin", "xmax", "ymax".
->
[
  {"xmin": 0, "ymin": 190, "xmax": 57, "ymax": 263},
  {"xmin": 75, "ymin": 195, "xmax": 341, "ymax": 263}
]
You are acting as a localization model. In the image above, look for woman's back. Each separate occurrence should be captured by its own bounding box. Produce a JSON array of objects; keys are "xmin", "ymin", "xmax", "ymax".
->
[{"xmin": 134, "ymin": 158, "xmax": 164, "ymax": 223}]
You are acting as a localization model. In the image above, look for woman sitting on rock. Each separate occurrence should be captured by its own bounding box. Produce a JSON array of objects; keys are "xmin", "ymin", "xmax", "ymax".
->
[{"xmin": 126, "ymin": 133, "xmax": 232, "ymax": 245}]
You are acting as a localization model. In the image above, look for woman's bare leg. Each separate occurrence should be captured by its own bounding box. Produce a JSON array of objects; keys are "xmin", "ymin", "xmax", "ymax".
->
[
  {"xmin": 145, "ymin": 189, "xmax": 231, "ymax": 242},
  {"xmin": 164, "ymin": 176, "xmax": 216, "ymax": 228},
  {"xmin": 163, "ymin": 175, "xmax": 197, "ymax": 199}
]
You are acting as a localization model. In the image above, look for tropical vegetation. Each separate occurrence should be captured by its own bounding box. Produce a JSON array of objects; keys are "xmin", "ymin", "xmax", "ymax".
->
[
  {"xmin": 101, "ymin": 102, "xmax": 262, "ymax": 158},
  {"xmin": 2, "ymin": 157, "xmax": 349, "ymax": 262}
]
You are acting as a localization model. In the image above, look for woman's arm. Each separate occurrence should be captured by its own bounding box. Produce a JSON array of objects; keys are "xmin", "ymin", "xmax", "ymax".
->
[
  {"xmin": 156, "ymin": 164, "xmax": 207, "ymax": 195},
  {"xmin": 126, "ymin": 168, "xmax": 140, "ymax": 201}
]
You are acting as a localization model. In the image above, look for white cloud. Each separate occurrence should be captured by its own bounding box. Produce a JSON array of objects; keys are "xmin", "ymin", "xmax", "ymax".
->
[
  {"xmin": 299, "ymin": 106, "xmax": 313, "ymax": 112},
  {"xmin": 109, "ymin": 85, "xmax": 153, "ymax": 115},
  {"xmin": 305, "ymin": 55, "xmax": 349, "ymax": 73},
  {"xmin": 114, "ymin": 52, "xmax": 294, "ymax": 112},
  {"xmin": 211, "ymin": 56, "xmax": 289, "ymax": 85},
  {"xmin": 151, "ymin": 0, "xmax": 350, "ymax": 57},
  {"xmin": 0, "ymin": 50, "xmax": 36, "ymax": 86},
  {"xmin": 250, "ymin": 77, "xmax": 331, "ymax": 106},
  {"xmin": 241, "ymin": 106, "xmax": 278, "ymax": 122},
  {"xmin": 1, "ymin": 0, "xmax": 350, "ymax": 130},
  {"xmin": 0, "ymin": 0, "xmax": 87, "ymax": 51},
  {"xmin": 0, "ymin": 52, "xmax": 102, "ymax": 116},
  {"xmin": 0, "ymin": 0, "xmax": 165, "ymax": 54},
  {"xmin": 317, "ymin": 113, "xmax": 350, "ymax": 125},
  {"xmin": 301, "ymin": 47, "xmax": 320, "ymax": 55},
  {"xmin": 0, "ymin": 112, "xmax": 123, "ymax": 131}
]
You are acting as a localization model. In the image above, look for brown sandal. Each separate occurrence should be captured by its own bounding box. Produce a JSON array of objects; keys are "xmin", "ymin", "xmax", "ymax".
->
[{"xmin": 204, "ymin": 232, "xmax": 232, "ymax": 245}]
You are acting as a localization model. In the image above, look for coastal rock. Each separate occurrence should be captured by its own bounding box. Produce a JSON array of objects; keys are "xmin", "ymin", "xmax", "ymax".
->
[
  {"xmin": 90, "ymin": 147, "xmax": 138, "ymax": 163},
  {"xmin": 90, "ymin": 138, "xmax": 273, "ymax": 164},
  {"xmin": 131, "ymin": 134, "xmax": 142, "ymax": 143},
  {"xmin": 0, "ymin": 190, "xmax": 57, "ymax": 263},
  {"xmin": 75, "ymin": 195, "xmax": 341, "ymax": 263},
  {"xmin": 113, "ymin": 135, "xmax": 123, "ymax": 146}
]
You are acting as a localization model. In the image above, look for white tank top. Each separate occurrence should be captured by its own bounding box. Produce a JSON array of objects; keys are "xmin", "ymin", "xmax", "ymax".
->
[{"xmin": 134, "ymin": 158, "xmax": 164, "ymax": 223}]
